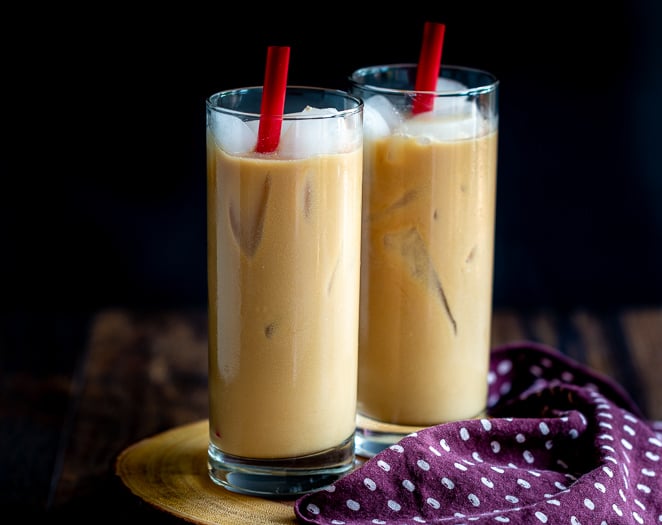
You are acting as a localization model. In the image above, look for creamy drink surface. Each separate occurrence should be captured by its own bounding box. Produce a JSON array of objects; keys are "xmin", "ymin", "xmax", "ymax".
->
[
  {"xmin": 207, "ymin": 135, "xmax": 362, "ymax": 459},
  {"xmin": 358, "ymin": 113, "xmax": 498, "ymax": 426}
]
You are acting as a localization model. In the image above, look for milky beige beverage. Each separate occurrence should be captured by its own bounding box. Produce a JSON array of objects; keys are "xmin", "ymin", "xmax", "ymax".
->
[
  {"xmin": 359, "ymin": 130, "xmax": 497, "ymax": 424},
  {"xmin": 207, "ymin": 145, "xmax": 362, "ymax": 457},
  {"xmin": 206, "ymin": 87, "xmax": 363, "ymax": 495},
  {"xmin": 350, "ymin": 65, "xmax": 498, "ymax": 453}
]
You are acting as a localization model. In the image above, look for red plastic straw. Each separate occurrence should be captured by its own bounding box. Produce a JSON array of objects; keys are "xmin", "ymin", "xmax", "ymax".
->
[
  {"xmin": 256, "ymin": 45, "xmax": 290, "ymax": 153},
  {"xmin": 413, "ymin": 22, "xmax": 446, "ymax": 115}
]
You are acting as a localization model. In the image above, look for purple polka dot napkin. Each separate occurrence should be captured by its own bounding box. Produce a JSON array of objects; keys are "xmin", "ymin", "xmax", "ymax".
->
[{"xmin": 295, "ymin": 341, "xmax": 662, "ymax": 524}]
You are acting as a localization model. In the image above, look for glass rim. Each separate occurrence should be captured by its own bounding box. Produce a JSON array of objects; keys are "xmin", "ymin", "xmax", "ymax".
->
[
  {"xmin": 206, "ymin": 85, "xmax": 364, "ymax": 120},
  {"xmin": 348, "ymin": 63, "xmax": 499, "ymax": 97}
]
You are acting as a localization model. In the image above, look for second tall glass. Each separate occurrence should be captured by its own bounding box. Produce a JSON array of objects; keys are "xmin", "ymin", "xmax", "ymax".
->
[{"xmin": 350, "ymin": 64, "xmax": 499, "ymax": 456}]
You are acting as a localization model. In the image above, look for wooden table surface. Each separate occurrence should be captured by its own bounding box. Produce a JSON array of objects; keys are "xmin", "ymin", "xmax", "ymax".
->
[{"xmin": 2, "ymin": 306, "xmax": 661, "ymax": 523}]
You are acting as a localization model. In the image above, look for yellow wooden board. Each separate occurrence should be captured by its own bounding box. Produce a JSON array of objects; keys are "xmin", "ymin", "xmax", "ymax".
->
[{"xmin": 115, "ymin": 420, "xmax": 299, "ymax": 524}]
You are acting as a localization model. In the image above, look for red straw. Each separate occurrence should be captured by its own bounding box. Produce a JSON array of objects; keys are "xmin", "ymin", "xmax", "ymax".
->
[
  {"xmin": 413, "ymin": 21, "xmax": 446, "ymax": 115},
  {"xmin": 256, "ymin": 45, "xmax": 290, "ymax": 153}
]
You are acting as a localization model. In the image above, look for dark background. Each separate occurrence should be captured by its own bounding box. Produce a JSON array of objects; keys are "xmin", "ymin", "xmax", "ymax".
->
[{"xmin": 3, "ymin": 1, "xmax": 661, "ymax": 314}]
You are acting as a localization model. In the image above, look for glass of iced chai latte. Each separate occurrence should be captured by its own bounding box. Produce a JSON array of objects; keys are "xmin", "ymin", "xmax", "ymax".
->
[
  {"xmin": 350, "ymin": 64, "xmax": 499, "ymax": 457},
  {"xmin": 206, "ymin": 86, "xmax": 363, "ymax": 495}
]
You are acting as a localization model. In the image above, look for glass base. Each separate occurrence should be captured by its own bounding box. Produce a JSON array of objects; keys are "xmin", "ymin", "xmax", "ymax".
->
[
  {"xmin": 207, "ymin": 435, "xmax": 355, "ymax": 497},
  {"xmin": 354, "ymin": 413, "xmax": 427, "ymax": 458},
  {"xmin": 354, "ymin": 410, "xmax": 488, "ymax": 458}
]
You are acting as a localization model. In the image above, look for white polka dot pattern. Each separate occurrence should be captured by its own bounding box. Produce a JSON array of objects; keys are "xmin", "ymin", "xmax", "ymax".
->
[{"xmin": 294, "ymin": 342, "xmax": 662, "ymax": 524}]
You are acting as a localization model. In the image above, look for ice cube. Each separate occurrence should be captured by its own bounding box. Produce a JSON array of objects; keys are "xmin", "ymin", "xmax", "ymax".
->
[
  {"xmin": 278, "ymin": 106, "xmax": 352, "ymax": 158},
  {"xmin": 435, "ymin": 77, "xmax": 468, "ymax": 92},
  {"xmin": 362, "ymin": 99, "xmax": 391, "ymax": 139},
  {"xmin": 229, "ymin": 175, "xmax": 271, "ymax": 257},
  {"xmin": 211, "ymin": 106, "xmax": 360, "ymax": 158},
  {"xmin": 404, "ymin": 76, "xmax": 489, "ymax": 140},
  {"xmin": 361, "ymin": 81, "xmax": 484, "ymax": 140},
  {"xmin": 432, "ymin": 96, "xmax": 476, "ymax": 117},
  {"xmin": 208, "ymin": 111, "xmax": 257, "ymax": 155},
  {"xmin": 432, "ymin": 77, "xmax": 476, "ymax": 117},
  {"xmin": 364, "ymin": 95, "xmax": 402, "ymax": 136},
  {"xmin": 403, "ymin": 111, "xmax": 487, "ymax": 141},
  {"xmin": 383, "ymin": 227, "xmax": 457, "ymax": 333}
]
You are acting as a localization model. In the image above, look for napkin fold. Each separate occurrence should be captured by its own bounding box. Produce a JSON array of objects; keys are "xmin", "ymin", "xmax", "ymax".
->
[{"xmin": 295, "ymin": 341, "xmax": 662, "ymax": 524}]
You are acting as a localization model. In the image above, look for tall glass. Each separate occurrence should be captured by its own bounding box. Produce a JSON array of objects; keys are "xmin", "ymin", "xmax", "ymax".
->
[
  {"xmin": 350, "ymin": 64, "xmax": 499, "ymax": 457},
  {"xmin": 206, "ymin": 86, "xmax": 363, "ymax": 496}
]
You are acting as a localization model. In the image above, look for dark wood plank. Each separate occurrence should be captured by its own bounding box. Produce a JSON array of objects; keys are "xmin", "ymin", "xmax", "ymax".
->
[
  {"xmin": 0, "ymin": 312, "xmax": 92, "ymax": 512},
  {"xmin": 494, "ymin": 308, "xmax": 654, "ymax": 420},
  {"xmin": 50, "ymin": 309, "xmax": 208, "ymax": 516},
  {"xmin": 621, "ymin": 308, "xmax": 662, "ymax": 420}
]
